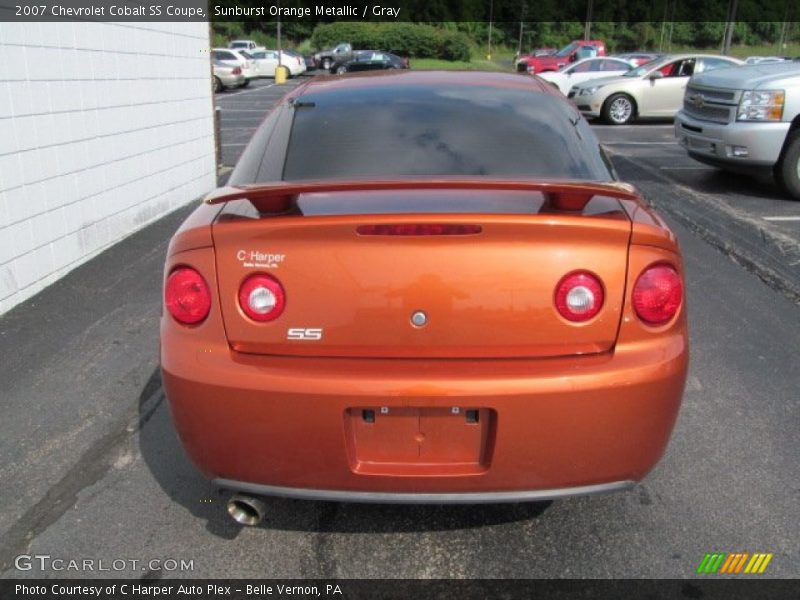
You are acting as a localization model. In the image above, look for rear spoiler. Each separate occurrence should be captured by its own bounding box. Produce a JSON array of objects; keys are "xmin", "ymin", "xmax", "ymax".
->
[{"xmin": 204, "ymin": 179, "xmax": 640, "ymax": 214}]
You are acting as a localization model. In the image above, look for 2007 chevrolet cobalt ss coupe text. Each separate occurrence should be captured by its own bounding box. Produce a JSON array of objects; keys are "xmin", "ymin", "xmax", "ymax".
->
[{"xmin": 160, "ymin": 71, "xmax": 688, "ymax": 524}]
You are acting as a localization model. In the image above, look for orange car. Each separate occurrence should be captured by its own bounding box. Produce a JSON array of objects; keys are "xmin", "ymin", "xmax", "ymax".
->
[{"xmin": 161, "ymin": 71, "xmax": 687, "ymax": 523}]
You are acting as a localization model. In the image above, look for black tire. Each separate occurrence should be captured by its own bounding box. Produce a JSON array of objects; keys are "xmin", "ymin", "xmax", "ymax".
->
[
  {"xmin": 213, "ymin": 76, "xmax": 222, "ymax": 93},
  {"xmin": 774, "ymin": 130, "xmax": 800, "ymax": 200},
  {"xmin": 336, "ymin": 66, "xmax": 348, "ymax": 75},
  {"xmin": 602, "ymin": 93, "xmax": 635, "ymax": 125},
  {"xmin": 240, "ymin": 79, "xmax": 250, "ymax": 88},
  {"xmin": 321, "ymin": 58, "xmax": 332, "ymax": 71}
]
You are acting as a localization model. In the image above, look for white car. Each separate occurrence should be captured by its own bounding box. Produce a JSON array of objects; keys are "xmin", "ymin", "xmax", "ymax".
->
[
  {"xmin": 537, "ymin": 57, "xmax": 634, "ymax": 95},
  {"xmin": 212, "ymin": 48, "xmax": 258, "ymax": 81},
  {"xmin": 568, "ymin": 53, "xmax": 743, "ymax": 125},
  {"xmin": 744, "ymin": 56, "xmax": 788, "ymax": 65},
  {"xmin": 250, "ymin": 50, "xmax": 305, "ymax": 78}
]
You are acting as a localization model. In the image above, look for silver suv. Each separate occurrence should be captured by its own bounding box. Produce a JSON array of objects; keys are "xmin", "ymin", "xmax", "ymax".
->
[{"xmin": 675, "ymin": 61, "xmax": 800, "ymax": 199}]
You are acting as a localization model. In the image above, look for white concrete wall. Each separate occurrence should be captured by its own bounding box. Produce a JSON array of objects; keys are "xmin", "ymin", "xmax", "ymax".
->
[{"xmin": 0, "ymin": 21, "xmax": 217, "ymax": 315}]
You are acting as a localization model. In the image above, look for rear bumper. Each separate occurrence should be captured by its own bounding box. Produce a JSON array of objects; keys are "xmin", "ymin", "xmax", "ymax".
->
[
  {"xmin": 214, "ymin": 478, "xmax": 635, "ymax": 504},
  {"xmin": 675, "ymin": 110, "xmax": 789, "ymax": 168},
  {"xmin": 162, "ymin": 333, "xmax": 687, "ymax": 499},
  {"xmin": 219, "ymin": 73, "xmax": 246, "ymax": 88}
]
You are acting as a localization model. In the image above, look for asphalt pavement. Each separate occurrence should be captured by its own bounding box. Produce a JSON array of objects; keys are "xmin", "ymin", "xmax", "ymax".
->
[{"xmin": 0, "ymin": 78, "xmax": 798, "ymax": 580}]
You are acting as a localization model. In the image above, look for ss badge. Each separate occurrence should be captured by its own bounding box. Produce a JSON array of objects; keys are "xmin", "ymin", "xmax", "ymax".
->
[{"xmin": 287, "ymin": 328, "xmax": 323, "ymax": 341}]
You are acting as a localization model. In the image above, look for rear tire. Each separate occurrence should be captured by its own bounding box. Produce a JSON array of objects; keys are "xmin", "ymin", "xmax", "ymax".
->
[
  {"xmin": 602, "ymin": 93, "xmax": 635, "ymax": 125},
  {"xmin": 321, "ymin": 58, "xmax": 332, "ymax": 71},
  {"xmin": 240, "ymin": 79, "xmax": 250, "ymax": 88},
  {"xmin": 774, "ymin": 130, "xmax": 800, "ymax": 201},
  {"xmin": 336, "ymin": 66, "xmax": 348, "ymax": 75},
  {"xmin": 213, "ymin": 77, "xmax": 222, "ymax": 93}
]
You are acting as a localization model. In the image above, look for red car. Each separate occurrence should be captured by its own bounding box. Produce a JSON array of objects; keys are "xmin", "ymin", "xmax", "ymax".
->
[
  {"xmin": 517, "ymin": 40, "xmax": 607, "ymax": 74},
  {"xmin": 161, "ymin": 71, "xmax": 687, "ymax": 524}
]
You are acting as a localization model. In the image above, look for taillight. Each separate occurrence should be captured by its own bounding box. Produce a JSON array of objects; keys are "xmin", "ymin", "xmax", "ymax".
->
[
  {"xmin": 356, "ymin": 224, "xmax": 482, "ymax": 236},
  {"xmin": 165, "ymin": 267, "xmax": 211, "ymax": 325},
  {"xmin": 555, "ymin": 271, "xmax": 604, "ymax": 322},
  {"xmin": 232, "ymin": 67, "xmax": 242, "ymax": 75},
  {"xmin": 239, "ymin": 274, "xmax": 286, "ymax": 322},
  {"xmin": 632, "ymin": 264, "xmax": 683, "ymax": 325}
]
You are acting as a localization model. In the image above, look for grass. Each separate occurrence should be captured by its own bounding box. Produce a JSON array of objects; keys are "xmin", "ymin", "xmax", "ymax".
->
[
  {"xmin": 412, "ymin": 58, "xmax": 507, "ymax": 71},
  {"xmin": 412, "ymin": 45, "xmax": 517, "ymax": 71}
]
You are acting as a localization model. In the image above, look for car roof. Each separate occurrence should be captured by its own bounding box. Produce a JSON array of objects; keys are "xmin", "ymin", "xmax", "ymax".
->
[
  {"xmin": 655, "ymin": 53, "xmax": 742, "ymax": 63},
  {"xmin": 289, "ymin": 70, "xmax": 553, "ymax": 100}
]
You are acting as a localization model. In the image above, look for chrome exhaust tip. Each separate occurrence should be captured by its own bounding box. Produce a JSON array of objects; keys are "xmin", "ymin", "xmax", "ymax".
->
[{"xmin": 226, "ymin": 493, "xmax": 266, "ymax": 526}]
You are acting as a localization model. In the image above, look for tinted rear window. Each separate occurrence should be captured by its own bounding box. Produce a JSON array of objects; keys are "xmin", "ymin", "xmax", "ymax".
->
[{"xmin": 282, "ymin": 84, "xmax": 612, "ymax": 182}]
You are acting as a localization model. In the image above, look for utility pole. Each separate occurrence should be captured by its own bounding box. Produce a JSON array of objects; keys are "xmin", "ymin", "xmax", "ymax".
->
[
  {"xmin": 722, "ymin": 0, "xmax": 737, "ymax": 55},
  {"xmin": 777, "ymin": 1, "xmax": 790, "ymax": 54},
  {"xmin": 667, "ymin": 0, "xmax": 676, "ymax": 51},
  {"xmin": 277, "ymin": 0, "xmax": 282, "ymax": 67},
  {"xmin": 517, "ymin": 3, "xmax": 527, "ymax": 60},
  {"xmin": 584, "ymin": 0, "xmax": 593, "ymax": 40},
  {"xmin": 487, "ymin": 0, "xmax": 494, "ymax": 60}
]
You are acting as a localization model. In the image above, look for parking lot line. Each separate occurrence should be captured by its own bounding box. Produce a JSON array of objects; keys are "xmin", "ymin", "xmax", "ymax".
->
[
  {"xmin": 762, "ymin": 216, "xmax": 800, "ymax": 222},
  {"xmin": 603, "ymin": 142, "xmax": 677, "ymax": 145},
  {"xmin": 216, "ymin": 83, "xmax": 276, "ymax": 99}
]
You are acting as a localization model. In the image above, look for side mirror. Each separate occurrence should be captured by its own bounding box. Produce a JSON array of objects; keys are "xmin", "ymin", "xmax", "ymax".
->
[
  {"xmin": 569, "ymin": 54, "xmax": 577, "ymax": 62},
  {"xmin": 648, "ymin": 71, "xmax": 664, "ymax": 80}
]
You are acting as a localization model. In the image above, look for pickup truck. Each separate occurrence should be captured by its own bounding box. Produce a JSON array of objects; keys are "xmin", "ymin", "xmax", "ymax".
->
[
  {"xmin": 675, "ymin": 61, "xmax": 800, "ymax": 199},
  {"xmin": 229, "ymin": 40, "xmax": 265, "ymax": 53},
  {"xmin": 516, "ymin": 40, "xmax": 606, "ymax": 75},
  {"xmin": 313, "ymin": 43, "xmax": 353, "ymax": 71}
]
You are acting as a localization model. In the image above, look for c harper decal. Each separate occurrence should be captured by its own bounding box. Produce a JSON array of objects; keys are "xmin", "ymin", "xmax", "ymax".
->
[{"xmin": 237, "ymin": 250, "xmax": 285, "ymax": 269}]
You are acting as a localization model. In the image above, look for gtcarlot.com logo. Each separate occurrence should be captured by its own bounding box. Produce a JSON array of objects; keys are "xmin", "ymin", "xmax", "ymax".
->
[
  {"xmin": 697, "ymin": 552, "xmax": 773, "ymax": 574},
  {"xmin": 14, "ymin": 554, "xmax": 194, "ymax": 573}
]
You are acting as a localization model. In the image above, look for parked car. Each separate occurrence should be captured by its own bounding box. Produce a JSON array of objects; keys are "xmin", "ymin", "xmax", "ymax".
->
[
  {"xmin": 569, "ymin": 53, "xmax": 743, "ymax": 125},
  {"xmin": 212, "ymin": 61, "xmax": 245, "ymax": 92},
  {"xmin": 314, "ymin": 42, "xmax": 353, "ymax": 71},
  {"xmin": 281, "ymin": 50, "xmax": 308, "ymax": 76},
  {"xmin": 538, "ymin": 57, "xmax": 634, "ymax": 95},
  {"xmin": 249, "ymin": 49, "xmax": 305, "ymax": 78},
  {"xmin": 614, "ymin": 52, "xmax": 662, "ymax": 67},
  {"xmin": 229, "ymin": 40, "xmax": 264, "ymax": 53},
  {"xmin": 515, "ymin": 47, "xmax": 557, "ymax": 64},
  {"xmin": 333, "ymin": 51, "xmax": 409, "ymax": 74},
  {"xmin": 675, "ymin": 60, "xmax": 800, "ymax": 199},
  {"xmin": 212, "ymin": 48, "xmax": 257, "ymax": 82},
  {"xmin": 517, "ymin": 40, "xmax": 607, "ymax": 74},
  {"xmin": 301, "ymin": 54, "xmax": 317, "ymax": 71},
  {"xmin": 161, "ymin": 70, "xmax": 688, "ymax": 520}
]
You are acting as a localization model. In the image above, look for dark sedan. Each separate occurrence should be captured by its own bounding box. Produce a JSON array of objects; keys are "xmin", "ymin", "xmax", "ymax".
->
[{"xmin": 332, "ymin": 51, "xmax": 409, "ymax": 74}]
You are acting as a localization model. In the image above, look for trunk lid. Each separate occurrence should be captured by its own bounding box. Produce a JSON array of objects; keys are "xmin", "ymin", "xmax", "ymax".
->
[{"xmin": 210, "ymin": 185, "xmax": 633, "ymax": 359}]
